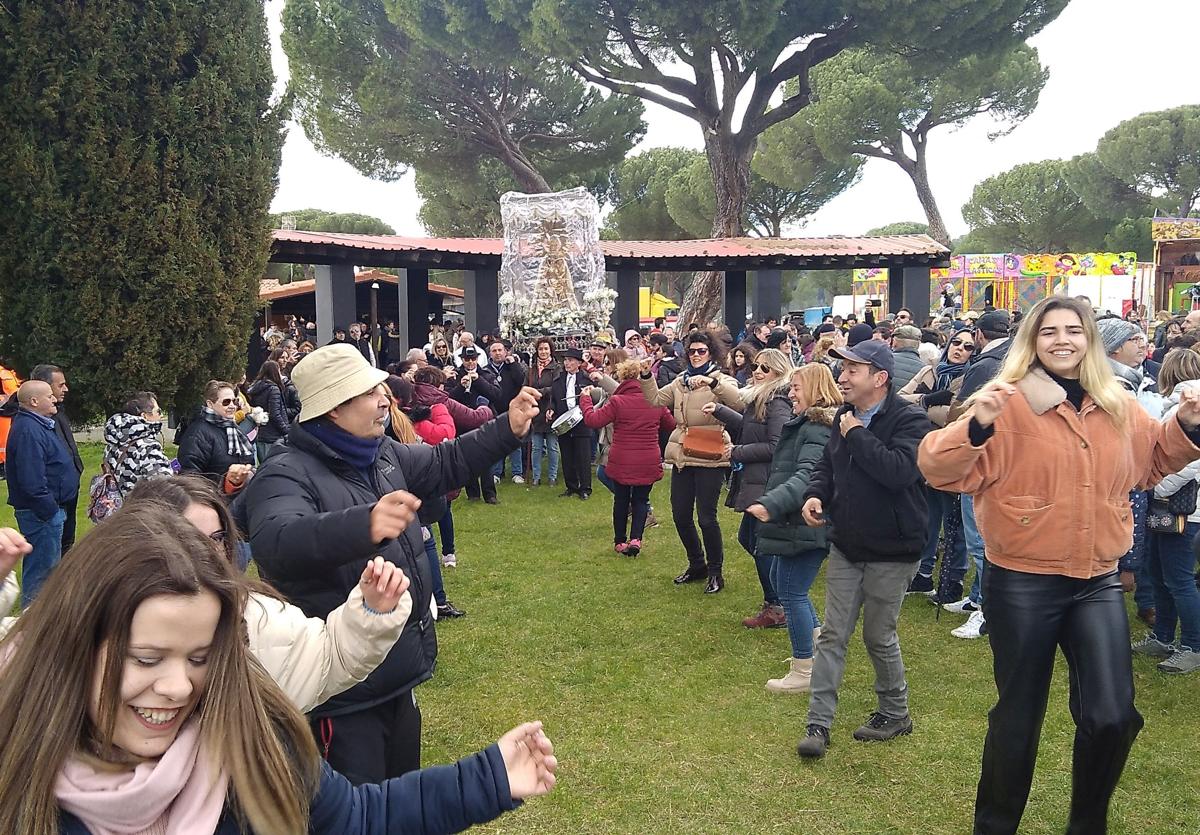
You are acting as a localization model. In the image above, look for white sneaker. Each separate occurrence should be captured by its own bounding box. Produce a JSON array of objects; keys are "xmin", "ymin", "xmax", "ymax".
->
[
  {"xmin": 442, "ymin": 552, "xmax": 457, "ymax": 568},
  {"xmin": 952, "ymin": 610, "xmax": 986, "ymax": 639},
  {"xmin": 512, "ymin": 475, "xmax": 525, "ymax": 484},
  {"xmin": 943, "ymin": 597, "xmax": 981, "ymax": 615},
  {"xmin": 492, "ymin": 475, "xmax": 500, "ymax": 485}
]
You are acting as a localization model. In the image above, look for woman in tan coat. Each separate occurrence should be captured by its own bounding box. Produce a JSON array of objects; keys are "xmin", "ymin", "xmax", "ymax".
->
[
  {"xmin": 640, "ymin": 329, "xmax": 743, "ymax": 592},
  {"xmin": 918, "ymin": 296, "xmax": 1200, "ymax": 835}
]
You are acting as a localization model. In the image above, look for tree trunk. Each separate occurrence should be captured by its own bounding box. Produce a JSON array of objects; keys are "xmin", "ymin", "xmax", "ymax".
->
[
  {"xmin": 492, "ymin": 134, "xmax": 552, "ymax": 193},
  {"xmin": 908, "ymin": 137, "xmax": 950, "ymax": 246},
  {"xmin": 677, "ymin": 132, "xmax": 754, "ymax": 329}
]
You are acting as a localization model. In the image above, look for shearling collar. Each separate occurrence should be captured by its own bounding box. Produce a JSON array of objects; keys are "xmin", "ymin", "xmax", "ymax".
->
[
  {"xmin": 1017, "ymin": 367, "xmax": 1067, "ymax": 415},
  {"xmin": 805, "ymin": 405, "xmax": 838, "ymax": 426}
]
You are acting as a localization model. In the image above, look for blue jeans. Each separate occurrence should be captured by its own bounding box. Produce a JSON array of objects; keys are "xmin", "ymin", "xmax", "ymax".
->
[
  {"xmin": 738, "ymin": 514, "xmax": 778, "ymax": 605},
  {"xmin": 435, "ymin": 505, "xmax": 455, "ymax": 555},
  {"xmin": 490, "ymin": 446, "xmax": 525, "ymax": 480},
  {"xmin": 962, "ymin": 493, "xmax": 986, "ymax": 606},
  {"xmin": 769, "ymin": 549, "xmax": 826, "ymax": 659},
  {"xmin": 529, "ymin": 432, "xmax": 559, "ymax": 484},
  {"xmin": 422, "ymin": 528, "xmax": 447, "ymax": 607},
  {"xmin": 918, "ymin": 487, "xmax": 967, "ymax": 583},
  {"xmin": 1148, "ymin": 522, "xmax": 1200, "ymax": 649},
  {"xmin": 15, "ymin": 508, "xmax": 66, "ymax": 608},
  {"xmin": 596, "ymin": 464, "xmax": 616, "ymax": 494}
]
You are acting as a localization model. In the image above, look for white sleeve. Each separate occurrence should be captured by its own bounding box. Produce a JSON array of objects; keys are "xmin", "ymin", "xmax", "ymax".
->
[
  {"xmin": 244, "ymin": 587, "xmax": 413, "ymax": 713},
  {"xmin": 0, "ymin": 572, "xmax": 17, "ymax": 617}
]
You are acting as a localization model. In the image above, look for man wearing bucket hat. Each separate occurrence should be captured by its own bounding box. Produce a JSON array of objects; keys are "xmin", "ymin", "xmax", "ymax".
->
[
  {"xmin": 548, "ymin": 347, "xmax": 595, "ymax": 499},
  {"xmin": 237, "ymin": 343, "xmax": 541, "ymax": 783}
]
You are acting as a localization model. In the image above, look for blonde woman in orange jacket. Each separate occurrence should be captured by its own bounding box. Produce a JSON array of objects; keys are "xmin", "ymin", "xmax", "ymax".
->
[{"xmin": 919, "ymin": 296, "xmax": 1200, "ymax": 835}]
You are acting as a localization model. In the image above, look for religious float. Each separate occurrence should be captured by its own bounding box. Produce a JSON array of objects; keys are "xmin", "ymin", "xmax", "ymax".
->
[
  {"xmin": 497, "ymin": 187, "xmax": 616, "ymax": 349},
  {"xmin": 853, "ymin": 251, "xmax": 1153, "ymax": 317}
]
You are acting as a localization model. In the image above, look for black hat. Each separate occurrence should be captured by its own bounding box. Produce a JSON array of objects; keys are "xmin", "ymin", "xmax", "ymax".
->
[
  {"xmin": 460, "ymin": 347, "xmax": 479, "ymax": 360},
  {"xmin": 830, "ymin": 341, "xmax": 895, "ymax": 378},
  {"xmin": 976, "ymin": 310, "xmax": 1011, "ymax": 336},
  {"xmin": 560, "ymin": 347, "xmax": 584, "ymax": 361}
]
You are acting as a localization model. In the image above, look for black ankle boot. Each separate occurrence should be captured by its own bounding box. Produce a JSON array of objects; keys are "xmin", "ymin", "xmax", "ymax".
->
[
  {"xmin": 674, "ymin": 567, "xmax": 707, "ymax": 585},
  {"xmin": 704, "ymin": 573, "xmax": 725, "ymax": 594}
]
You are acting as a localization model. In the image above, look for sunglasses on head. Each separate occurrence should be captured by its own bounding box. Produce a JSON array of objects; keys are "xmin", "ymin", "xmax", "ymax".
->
[{"xmin": 687, "ymin": 347, "xmax": 709, "ymax": 356}]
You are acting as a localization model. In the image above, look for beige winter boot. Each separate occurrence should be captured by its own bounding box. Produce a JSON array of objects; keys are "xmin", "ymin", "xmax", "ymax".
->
[{"xmin": 766, "ymin": 657, "xmax": 813, "ymax": 694}]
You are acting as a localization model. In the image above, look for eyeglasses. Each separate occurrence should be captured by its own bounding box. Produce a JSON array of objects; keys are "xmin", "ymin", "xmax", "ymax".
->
[
  {"xmin": 687, "ymin": 347, "xmax": 709, "ymax": 356},
  {"xmin": 218, "ymin": 398, "xmax": 235, "ymax": 406},
  {"xmin": 949, "ymin": 339, "xmax": 975, "ymax": 352}
]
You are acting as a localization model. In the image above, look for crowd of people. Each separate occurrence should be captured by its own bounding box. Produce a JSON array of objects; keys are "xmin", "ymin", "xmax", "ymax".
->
[{"xmin": 1, "ymin": 294, "xmax": 1199, "ymax": 832}]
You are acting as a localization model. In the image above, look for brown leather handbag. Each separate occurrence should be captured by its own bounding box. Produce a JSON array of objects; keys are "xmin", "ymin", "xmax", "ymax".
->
[{"xmin": 681, "ymin": 426, "xmax": 726, "ymax": 461}]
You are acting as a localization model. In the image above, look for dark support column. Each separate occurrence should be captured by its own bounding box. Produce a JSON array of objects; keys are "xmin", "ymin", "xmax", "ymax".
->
[
  {"xmin": 613, "ymin": 268, "xmax": 640, "ymax": 337},
  {"xmin": 902, "ymin": 266, "xmax": 931, "ymax": 324},
  {"xmin": 314, "ymin": 263, "xmax": 357, "ymax": 346},
  {"xmin": 753, "ymin": 269, "xmax": 782, "ymax": 323},
  {"xmin": 398, "ymin": 268, "xmax": 429, "ymax": 351},
  {"xmin": 723, "ymin": 270, "xmax": 747, "ymax": 336},
  {"xmin": 464, "ymin": 268, "xmax": 499, "ymax": 337},
  {"xmin": 887, "ymin": 268, "xmax": 904, "ymax": 315}
]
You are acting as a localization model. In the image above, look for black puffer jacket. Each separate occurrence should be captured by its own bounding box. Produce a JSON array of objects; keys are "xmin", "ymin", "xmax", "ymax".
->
[
  {"xmin": 713, "ymin": 390, "xmax": 792, "ymax": 511},
  {"xmin": 804, "ymin": 388, "xmax": 932, "ymax": 563},
  {"xmin": 235, "ymin": 417, "xmax": 521, "ymax": 717},
  {"xmin": 176, "ymin": 415, "xmax": 255, "ymax": 486},
  {"xmin": 246, "ymin": 380, "xmax": 290, "ymax": 444}
]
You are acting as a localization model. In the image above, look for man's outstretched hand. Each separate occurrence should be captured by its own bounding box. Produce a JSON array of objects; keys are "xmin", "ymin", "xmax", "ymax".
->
[
  {"xmin": 497, "ymin": 721, "xmax": 557, "ymax": 801},
  {"xmin": 508, "ymin": 387, "xmax": 542, "ymax": 438}
]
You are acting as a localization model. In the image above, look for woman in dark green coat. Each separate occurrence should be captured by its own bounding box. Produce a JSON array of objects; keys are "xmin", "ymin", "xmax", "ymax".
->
[{"xmin": 746, "ymin": 363, "xmax": 842, "ymax": 694}]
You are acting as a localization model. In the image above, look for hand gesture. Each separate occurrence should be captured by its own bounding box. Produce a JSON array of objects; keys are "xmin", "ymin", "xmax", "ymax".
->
[
  {"xmin": 688, "ymin": 375, "xmax": 711, "ymax": 390},
  {"xmin": 700, "ymin": 402, "xmax": 718, "ymax": 416},
  {"xmin": 1176, "ymin": 383, "xmax": 1200, "ymax": 429},
  {"xmin": 369, "ymin": 490, "xmax": 422, "ymax": 544},
  {"xmin": 497, "ymin": 721, "xmax": 558, "ymax": 801},
  {"xmin": 838, "ymin": 412, "xmax": 862, "ymax": 437},
  {"xmin": 0, "ymin": 528, "xmax": 31, "ymax": 583},
  {"xmin": 747, "ymin": 503, "xmax": 770, "ymax": 522},
  {"xmin": 225, "ymin": 463, "xmax": 253, "ymax": 486},
  {"xmin": 640, "ymin": 358, "xmax": 653, "ymax": 376},
  {"xmin": 507, "ymin": 386, "xmax": 542, "ymax": 437},
  {"xmin": 444, "ymin": 368, "xmax": 458, "ymax": 380},
  {"xmin": 973, "ymin": 382, "xmax": 1018, "ymax": 428},
  {"xmin": 589, "ymin": 371, "xmax": 603, "ymax": 383},
  {"xmin": 359, "ymin": 556, "xmax": 410, "ymax": 614},
  {"xmin": 802, "ymin": 497, "xmax": 825, "ymax": 527}
]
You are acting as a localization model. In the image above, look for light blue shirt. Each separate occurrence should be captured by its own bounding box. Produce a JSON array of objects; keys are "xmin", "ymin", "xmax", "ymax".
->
[{"xmin": 855, "ymin": 397, "xmax": 885, "ymax": 429}]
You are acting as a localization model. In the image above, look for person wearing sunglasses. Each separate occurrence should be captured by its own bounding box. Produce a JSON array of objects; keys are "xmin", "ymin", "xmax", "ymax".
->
[
  {"xmin": 900, "ymin": 326, "xmax": 975, "ymax": 606},
  {"xmin": 176, "ymin": 379, "xmax": 256, "ymax": 495},
  {"xmin": 640, "ymin": 330, "xmax": 744, "ymax": 593},
  {"xmin": 101, "ymin": 391, "xmax": 173, "ymax": 499}
]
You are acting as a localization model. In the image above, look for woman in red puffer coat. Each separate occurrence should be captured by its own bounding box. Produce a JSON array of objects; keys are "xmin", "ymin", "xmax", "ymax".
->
[{"xmin": 581, "ymin": 359, "xmax": 676, "ymax": 556}]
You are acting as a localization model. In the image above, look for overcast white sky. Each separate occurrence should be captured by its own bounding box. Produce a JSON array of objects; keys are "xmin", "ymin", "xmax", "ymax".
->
[{"xmin": 266, "ymin": 0, "xmax": 1200, "ymax": 239}]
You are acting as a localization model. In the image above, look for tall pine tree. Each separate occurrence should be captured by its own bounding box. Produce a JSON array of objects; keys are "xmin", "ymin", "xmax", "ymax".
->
[{"xmin": 0, "ymin": 1, "xmax": 282, "ymax": 420}]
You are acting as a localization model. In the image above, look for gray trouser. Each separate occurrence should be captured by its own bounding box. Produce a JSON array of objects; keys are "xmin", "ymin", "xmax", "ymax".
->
[{"xmin": 807, "ymin": 546, "xmax": 920, "ymax": 729}]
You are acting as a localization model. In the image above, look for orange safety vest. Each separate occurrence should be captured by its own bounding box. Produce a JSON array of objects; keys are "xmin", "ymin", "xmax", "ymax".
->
[{"xmin": 0, "ymin": 365, "xmax": 22, "ymax": 465}]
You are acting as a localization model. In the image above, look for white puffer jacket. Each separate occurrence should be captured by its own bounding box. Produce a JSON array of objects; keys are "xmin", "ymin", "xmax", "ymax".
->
[
  {"xmin": 0, "ymin": 576, "xmax": 412, "ymax": 714},
  {"xmin": 1155, "ymin": 380, "xmax": 1200, "ymax": 525}
]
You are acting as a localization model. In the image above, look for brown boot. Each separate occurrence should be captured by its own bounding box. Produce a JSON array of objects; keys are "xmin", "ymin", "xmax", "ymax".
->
[
  {"xmin": 742, "ymin": 603, "xmax": 787, "ymax": 629},
  {"xmin": 766, "ymin": 657, "xmax": 813, "ymax": 693}
]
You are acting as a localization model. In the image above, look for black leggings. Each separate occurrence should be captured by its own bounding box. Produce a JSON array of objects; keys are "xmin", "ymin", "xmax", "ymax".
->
[
  {"xmin": 670, "ymin": 466, "xmax": 726, "ymax": 573},
  {"xmin": 612, "ymin": 481, "xmax": 652, "ymax": 543},
  {"xmin": 975, "ymin": 565, "xmax": 1142, "ymax": 835},
  {"xmin": 311, "ymin": 690, "xmax": 422, "ymax": 785}
]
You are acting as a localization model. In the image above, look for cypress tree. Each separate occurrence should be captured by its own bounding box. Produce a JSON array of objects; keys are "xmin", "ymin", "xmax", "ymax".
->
[{"xmin": 0, "ymin": 1, "xmax": 283, "ymax": 421}]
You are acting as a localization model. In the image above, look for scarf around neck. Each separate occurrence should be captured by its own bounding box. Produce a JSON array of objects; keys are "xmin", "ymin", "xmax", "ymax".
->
[
  {"xmin": 1108, "ymin": 357, "xmax": 1144, "ymax": 392},
  {"xmin": 303, "ymin": 418, "xmax": 384, "ymax": 474},
  {"xmin": 56, "ymin": 720, "xmax": 228, "ymax": 835},
  {"xmin": 683, "ymin": 359, "xmax": 719, "ymax": 381},
  {"xmin": 201, "ymin": 408, "xmax": 253, "ymax": 459}
]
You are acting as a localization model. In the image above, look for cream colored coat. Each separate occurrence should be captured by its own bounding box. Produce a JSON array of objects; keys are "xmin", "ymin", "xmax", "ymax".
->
[
  {"xmin": 0, "ymin": 576, "xmax": 411, "ymax": 714},
  {"xmin": 639, "ymin": 369, "xmax": 743, "ymax": 468}
]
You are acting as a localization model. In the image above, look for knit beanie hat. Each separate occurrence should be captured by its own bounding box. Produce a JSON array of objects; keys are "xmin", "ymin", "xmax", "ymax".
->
[{"xmin": 1096, "ymin": 318, "xmax": 1142, "ymax": 355}]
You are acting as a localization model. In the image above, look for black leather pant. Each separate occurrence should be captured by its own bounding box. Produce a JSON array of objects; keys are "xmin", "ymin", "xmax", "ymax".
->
[{"xmin": 975, "ymin": 565, "xmax": 1143, "ymax": 835}]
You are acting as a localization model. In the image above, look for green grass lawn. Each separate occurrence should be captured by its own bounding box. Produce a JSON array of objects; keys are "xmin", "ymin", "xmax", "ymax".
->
[{"xmin": 7, "ymin": 449, "xmax": 1199, "ymax": 832}]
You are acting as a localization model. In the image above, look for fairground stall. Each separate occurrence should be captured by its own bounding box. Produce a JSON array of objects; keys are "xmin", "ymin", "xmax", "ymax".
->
[
  {"xmin": 853, "ymin": 251, "xmax": 1152, "ymax": 317},
  {"xmin": 1151, "ymin": 217, "xmax": 1200, "ymax": 312}
]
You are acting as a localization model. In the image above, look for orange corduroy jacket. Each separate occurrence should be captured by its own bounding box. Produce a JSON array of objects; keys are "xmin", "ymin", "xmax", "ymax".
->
[{"xmin": 918, "ymin": 368, "xmax": 1200, "ymax": 579}]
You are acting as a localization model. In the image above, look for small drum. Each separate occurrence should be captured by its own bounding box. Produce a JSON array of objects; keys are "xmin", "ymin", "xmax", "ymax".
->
[{"xmin": 551, "ymin": 406, "xmax": 583, "ymax": 436}]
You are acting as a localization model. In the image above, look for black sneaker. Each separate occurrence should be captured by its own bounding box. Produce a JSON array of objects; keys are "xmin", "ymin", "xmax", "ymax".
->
[
  {"xmin": 484, "ymin": 496, "xmax": 499, "ymax": 505},
  {"xmin": 852, "ymin": 712, "xmax": 913, "ymax": 742},
  {"xmin": 928, "ymin": 580, "xmax": 965, "ymax": 606},
  {"xmin": 796, "ymin": 724, "xmax": 831, "ymax": 759},
  {"xmin": 906, "ymin": 574, "xmax": 934, "ymax": 595},
  {"xmin": 674, "ymin": 567, "xmax": 707, "ymax": 585},
  {"xmin": 437, "ymin": 602, "xmax": 467, "ymax": 619}
]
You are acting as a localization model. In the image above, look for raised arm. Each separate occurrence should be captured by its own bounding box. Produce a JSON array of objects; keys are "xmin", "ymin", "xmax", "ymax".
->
[{"xmin": 638, "ymin": 373, "xmax": 675, "ymax": 408}]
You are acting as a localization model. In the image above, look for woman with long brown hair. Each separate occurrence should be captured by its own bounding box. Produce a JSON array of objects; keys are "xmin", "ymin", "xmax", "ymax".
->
[
  {"xmin": 527, "ymin": 336, "xmax": 560, "ymax": 486},
  {"xmin": 920, "ymin": 296, "xmax": 1200, "ymax": 833},
  {"xmin": 0, "ymin": 503, "xmax": 556, "ymax": 834}
]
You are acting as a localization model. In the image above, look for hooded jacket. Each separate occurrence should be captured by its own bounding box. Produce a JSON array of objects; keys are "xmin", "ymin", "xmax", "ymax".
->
[
  {"xmin": 804, "ymin": 388, "xmax": 932, "ymax": 562},
  {"xmin": 755, "ymin": 406, "xmax": 837, "ymax": 556},
  {"xmin": 102, "ymin": 413, "xmax": 173, "ymax": 496},
  {"xmin": 412, "ymin": 382, "xmax": 492, "ymax": 433},
  {"xmin": 235, "ymin": 416, "xmax": 521, "ymax": 715}
]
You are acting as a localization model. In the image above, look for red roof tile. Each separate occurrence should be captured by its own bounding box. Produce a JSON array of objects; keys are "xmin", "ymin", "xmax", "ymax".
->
[{"xmin": 260, "ymin": 267, "xmax": 465, "ymax": 302}]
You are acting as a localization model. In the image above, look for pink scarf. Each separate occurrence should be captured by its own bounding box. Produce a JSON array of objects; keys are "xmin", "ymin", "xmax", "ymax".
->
[{"xmin": 55, "ymin": 720, "xmax": 229, "ymax": 835}]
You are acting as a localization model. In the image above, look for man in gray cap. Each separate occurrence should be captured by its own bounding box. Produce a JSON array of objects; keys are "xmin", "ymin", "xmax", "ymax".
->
[
  {"xmin": 890, "ymin": 324, "xmax": 926, "ymax": 390},
  {"xmin": 795, "ymin": 340, "xmax": 932, "ymax": 759},
  {"xmin": 237, "ymin": 343, "xmax": 541, "ymax": 783}
]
